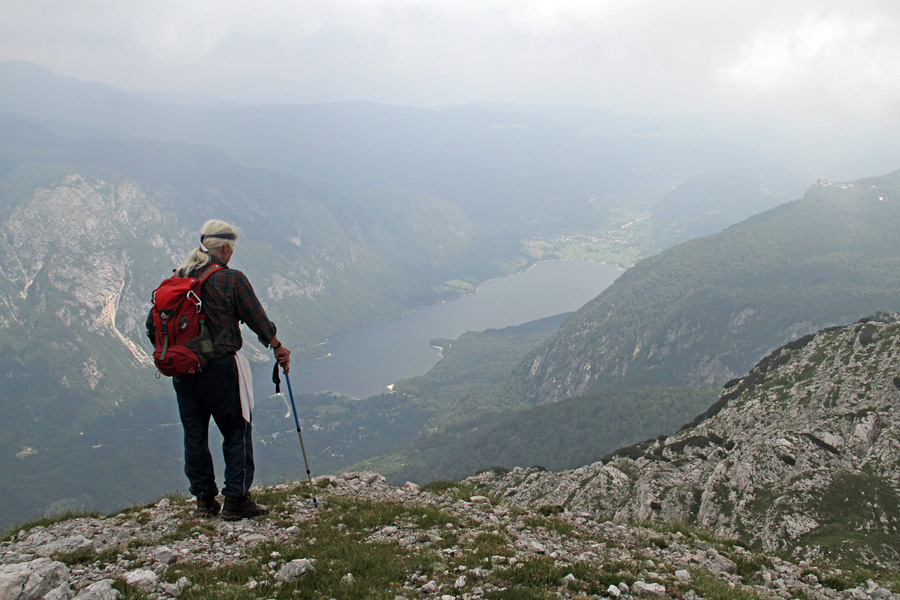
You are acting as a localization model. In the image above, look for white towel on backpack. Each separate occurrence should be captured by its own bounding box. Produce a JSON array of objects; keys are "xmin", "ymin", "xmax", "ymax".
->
[{"xmin": 235, "ymin": 352, "xmax": 254, "ymax": 423}]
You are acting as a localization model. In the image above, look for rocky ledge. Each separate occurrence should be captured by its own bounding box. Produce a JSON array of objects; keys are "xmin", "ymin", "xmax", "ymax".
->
[{"xmin": 2, "ymin": 472, "xmax": 898, "ymax": 600}]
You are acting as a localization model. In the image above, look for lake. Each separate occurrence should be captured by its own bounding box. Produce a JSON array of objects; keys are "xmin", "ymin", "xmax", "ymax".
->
[{"xmin": 282, "ymin": 260, "xmax": 622, "ymax": 399}]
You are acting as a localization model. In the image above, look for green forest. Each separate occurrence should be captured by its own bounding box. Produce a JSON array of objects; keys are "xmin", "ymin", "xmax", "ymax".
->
[{"xmin": 376, "ymin": 385, "xmax": 720, "ymax": 483}]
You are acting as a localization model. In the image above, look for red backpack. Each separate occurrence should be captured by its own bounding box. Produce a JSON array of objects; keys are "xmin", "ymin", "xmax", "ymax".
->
[{"xmin": 150, "ymin": 264, "xmax": 223, "ymax": 376}]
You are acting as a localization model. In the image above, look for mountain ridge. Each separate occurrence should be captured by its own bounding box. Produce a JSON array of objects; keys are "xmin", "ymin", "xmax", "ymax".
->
[
  {"xmin": 471, "ymin": 312, "xmax": 900, "ymax": 570},
  {"xmin": 0, "ymin": 60, "xmax": 802, "ymax": 233}
]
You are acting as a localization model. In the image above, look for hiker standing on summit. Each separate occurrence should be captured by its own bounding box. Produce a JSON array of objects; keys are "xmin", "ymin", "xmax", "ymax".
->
[{"xmin": 147, "ymin": 219, "xmax": 291, "ymax": 520}]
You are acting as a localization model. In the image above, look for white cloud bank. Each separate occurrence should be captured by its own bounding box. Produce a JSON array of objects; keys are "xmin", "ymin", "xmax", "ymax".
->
[{"xmin": 1, "ymin": 0, "xmax": 899, "ymax": 125}]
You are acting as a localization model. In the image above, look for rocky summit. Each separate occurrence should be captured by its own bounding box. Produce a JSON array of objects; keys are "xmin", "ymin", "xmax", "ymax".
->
[
  {"xmin": 471, "ymin": 312, "xmax": 900, "ymax": 572},
  {"xmin": 0, "ymin": 471, "xmax": 898, "ymax": 600}
]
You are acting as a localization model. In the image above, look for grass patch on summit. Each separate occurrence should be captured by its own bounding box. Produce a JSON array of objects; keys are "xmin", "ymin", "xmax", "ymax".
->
[
  {"xmin": 682, "ymin": 569, "xmax": 773, "ymax": 600},
  {"xmin": 795, "ymin": 472, "xmax": 900, "ymax": 570},
  {"xmin": 492, "ymin": 556, "xmax": 640, "ymax": 596},
  {"xmin": 1, "ymin": 509, "xmax": 102, "ymax": 542},
  {"xmin": 167, "ymin": 495, "xmax": 448, "ymax": 600}
]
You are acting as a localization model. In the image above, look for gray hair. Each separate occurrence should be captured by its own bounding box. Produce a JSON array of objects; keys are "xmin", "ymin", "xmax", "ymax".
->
[{"xmin": 175, "ymin": 219, "xmax": 238, "ymax": 276}]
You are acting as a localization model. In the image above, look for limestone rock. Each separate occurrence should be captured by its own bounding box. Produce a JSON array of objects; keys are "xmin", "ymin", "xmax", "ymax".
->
[
  {"xmin": 276, "ymin": 559, "xmax": 315, "ymax": 582},
  {"xmin": 150, "ymin": 545, "xmax": 178, "ymax": 565},
  {"xmin": 72, "ymin": 579, "xmax": 119, "ymax": 600},
  {"xmin": 34, "ymin": 536, "xmax": 92, "ymax": 558},
  {"xmin": 123, "ymin": 569, "xmax": 158, "ymax": 593},
  {"xmin": 633, "ymin": 580, "xmax": 666, "ymax": 598},
  {"xmin": 0, "ymin": 558, "xmax": 70, "ymax": 600}
]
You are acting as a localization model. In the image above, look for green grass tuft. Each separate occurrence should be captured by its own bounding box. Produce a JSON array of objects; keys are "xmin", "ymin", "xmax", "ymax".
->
[
  {"xmin": 463, "ymin": 531, "xmax": 514, "ymax": 567},
  {"xmin": 112, "ymin": 578, "xmax": 152, "ymax": 600},
  {"xmin": 421, "ymin": 479, "xmax": 479, "ymax": 502},
  {"xmin": 493, "ymin": 557, "xmax": 638, "ymax": 596},
  {"xmin": 682, "ymin": 569, "xmax": 773, "ymax": 600},
  {"xmin": 523, "ymin": 515, "xmax": 575, "ymax": 537},
  {"xmin": 1, "ymin": 509, "xmax": 102, "ymax": 542},
  {"xmin": 485, "ymin": 589, "xmax": 550, "ymax": 600}
]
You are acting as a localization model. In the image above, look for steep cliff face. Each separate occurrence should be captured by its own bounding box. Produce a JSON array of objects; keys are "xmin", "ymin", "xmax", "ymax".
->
[
  {"xmin": 2, "ymin": 175, "xmax": 173, "ymax": 355},
  {"xmin": 474, "ymin": 313, "xmax": 900, "ymax": 569},
  {"xmin": 511, "ymin": 174, "xmax": 900, "ymax": 403},
  {"xmin": 0, "ymin": 175, "xmax": 178, "ymax": 411}
]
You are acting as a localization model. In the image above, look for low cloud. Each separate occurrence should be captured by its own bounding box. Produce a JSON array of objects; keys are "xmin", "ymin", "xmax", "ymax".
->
[{"xmin": 1, "ymin": 0, "xmax": 898, "ymax": 126}]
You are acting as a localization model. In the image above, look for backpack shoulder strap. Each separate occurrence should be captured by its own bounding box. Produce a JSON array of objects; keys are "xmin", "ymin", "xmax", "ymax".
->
[{"xmin": 195, "ymin": 264, "xmax": 224, "ymax": 285}]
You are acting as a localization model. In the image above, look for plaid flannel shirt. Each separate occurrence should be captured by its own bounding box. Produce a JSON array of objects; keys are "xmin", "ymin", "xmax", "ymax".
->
[{"xmin": 147, "ymin": 257, "xmax": 277, "ymax": 359}]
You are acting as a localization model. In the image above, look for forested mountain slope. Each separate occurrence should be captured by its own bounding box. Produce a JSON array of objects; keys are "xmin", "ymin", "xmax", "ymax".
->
[
  {"xmin": 378, "ymin": 385, "xmax": 719, "ymax": 484},
  {"xmin": 512, "ymin": 172, "xmax": 900, "ymax": 403}
]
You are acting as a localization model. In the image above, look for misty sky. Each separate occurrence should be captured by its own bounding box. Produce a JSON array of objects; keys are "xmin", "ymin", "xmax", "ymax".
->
[{"xmin": 2, "ymin": 0, "xmax": 899, "ymax": 127}]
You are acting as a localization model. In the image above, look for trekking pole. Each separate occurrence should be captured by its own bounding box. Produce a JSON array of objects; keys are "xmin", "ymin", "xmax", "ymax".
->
[{"xmin": 273, "ymin": 363, "xmax": 319, "ymax": 508}]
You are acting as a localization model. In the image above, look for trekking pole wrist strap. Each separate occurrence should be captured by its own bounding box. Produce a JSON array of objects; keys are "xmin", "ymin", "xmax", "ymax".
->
[{"xmin": 272, "ymin": 362, "xmax": 281, "ymax": 393}]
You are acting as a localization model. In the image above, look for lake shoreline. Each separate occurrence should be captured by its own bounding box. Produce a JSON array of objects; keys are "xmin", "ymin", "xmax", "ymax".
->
[
  {"xmin": 306, "ymin": 258, "xmax": 622, "ymax": 353},
  {"xmin": 267, "ymin": 259, "xmax": 623, "ymax": 400}
]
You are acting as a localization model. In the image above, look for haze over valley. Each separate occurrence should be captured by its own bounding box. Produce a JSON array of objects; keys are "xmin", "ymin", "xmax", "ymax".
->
[{"xmin": 3, "ymin": 3, "xmax": 900, "ymax": 589}]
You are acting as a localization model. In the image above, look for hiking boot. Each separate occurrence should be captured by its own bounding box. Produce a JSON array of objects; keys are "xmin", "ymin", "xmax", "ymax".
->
[
  {"xmin": 195, "ymin": 495, "xmax": 221, "ymax": 517},
  {"xmin": 222, "ymin": 495, "xmax": 269, "ymax": 521}
]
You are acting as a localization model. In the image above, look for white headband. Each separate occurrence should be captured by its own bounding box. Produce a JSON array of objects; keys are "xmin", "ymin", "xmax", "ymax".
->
[{"xmin": 199, "ymin": 232, "xmax": 235, "ymax": 253}]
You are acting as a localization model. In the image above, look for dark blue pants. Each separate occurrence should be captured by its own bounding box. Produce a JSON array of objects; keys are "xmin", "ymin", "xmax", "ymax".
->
[{"xmin": 173, "ymin": 354, "xmax": 254, "ymax": 498}]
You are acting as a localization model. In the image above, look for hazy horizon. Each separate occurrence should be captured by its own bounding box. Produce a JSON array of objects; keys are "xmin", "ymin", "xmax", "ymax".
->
[
  {"xmin": 2, "ymin": 1, "xmax": 899, "ymax": 179},
  {"xmin": 1, "ymin": 2, "xmax": 895, "ymax": 113}
]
